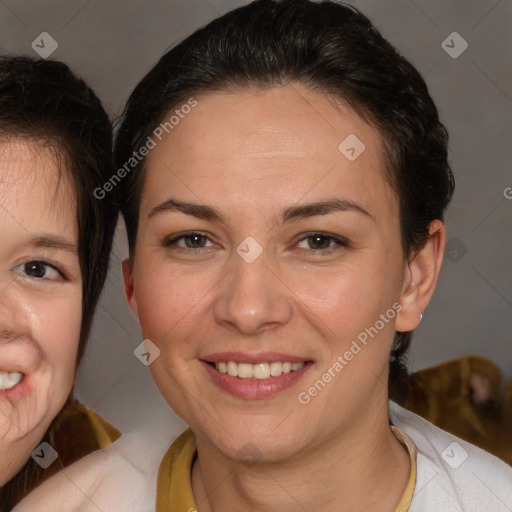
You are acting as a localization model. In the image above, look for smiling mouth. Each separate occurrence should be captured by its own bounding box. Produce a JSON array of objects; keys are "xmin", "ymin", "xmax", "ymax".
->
[
  {"xmin": 0, "ymin": 371, "xmax": 25, "ymax": 391},
  {"xmin": 206, "ymin": 360, "xmax": 309, "ymax": 379}
]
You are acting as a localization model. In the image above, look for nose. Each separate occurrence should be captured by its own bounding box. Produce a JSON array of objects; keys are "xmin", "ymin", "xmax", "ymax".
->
[
  {"xmin": 213, "ymin": 249, "xmax": 293, "ymax": 336},
  {"xmin": 0, "ymin": 281, "xmax": 23, "ymax": 343}
]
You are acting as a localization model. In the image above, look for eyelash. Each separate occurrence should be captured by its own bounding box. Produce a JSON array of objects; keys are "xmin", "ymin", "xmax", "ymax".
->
[{"xmin": 163, "ymin": 231, "xmax": 350, "ymax": 254}]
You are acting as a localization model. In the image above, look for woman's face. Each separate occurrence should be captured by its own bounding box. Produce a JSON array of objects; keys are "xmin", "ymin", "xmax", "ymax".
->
[
  {"xmin": 0, "ymin": 140, "xmax": 82, "ymax": 483},
  {"xmin": 124, "ymin": 84, "xmax": 426, "ymax": 462}
]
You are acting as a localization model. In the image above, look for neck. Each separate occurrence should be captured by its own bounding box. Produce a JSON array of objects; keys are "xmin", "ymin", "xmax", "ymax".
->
[{"xmin": 191, "ymin": 400, "xmax": 411, "ymax": 512}]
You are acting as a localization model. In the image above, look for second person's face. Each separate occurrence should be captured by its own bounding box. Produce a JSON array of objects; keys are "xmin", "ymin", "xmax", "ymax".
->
[{"xmin": 124, "ymin": 84, "xmax": 415, "ymax": 463}]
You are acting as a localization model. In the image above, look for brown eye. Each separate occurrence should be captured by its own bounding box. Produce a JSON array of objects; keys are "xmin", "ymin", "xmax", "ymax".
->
[
  {"xmin": 183, "ymin": 233, "xmax": 208, "ymax": 248},
  {"xmin": 307, "ymin": 234, "xmax": 332, "ymax": 250},
  {"xmin": 25, "ymin": 261, "xmax": 48, "ymax": 278},
  {"xmin": 164, "ymin": 232, "xmax": 215, "ymax": 250},
  {"xmin": 12, "ymin": 260, "xmax": 64, "ymax": 281},
  {"xmin": 296, "ymin": 232, "xmax": 349, "ymax": 252}
]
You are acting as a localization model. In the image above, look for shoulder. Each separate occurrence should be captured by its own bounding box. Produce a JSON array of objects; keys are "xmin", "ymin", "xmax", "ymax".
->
[
  {"xmin": 13, "ymin": 434, "xmax": 153, "ymax": 512},
  {"xmin": 14, "ymin": 408, "xmax": 187, "ymax": 512},
  {"xmin": 389, "ymin": 400, "xmax": 512, "ymax": 512}
]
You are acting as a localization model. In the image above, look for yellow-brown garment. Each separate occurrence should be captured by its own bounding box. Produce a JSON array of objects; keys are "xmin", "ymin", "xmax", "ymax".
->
[{"xmin": 0, "ymin": 398, "xmax": 120, "ymax": 510}]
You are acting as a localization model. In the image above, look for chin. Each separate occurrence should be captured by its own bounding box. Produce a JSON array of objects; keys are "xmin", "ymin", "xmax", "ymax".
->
[{"xmin": 199, "ymin": 421, "xmax": 305, "ymax": 465}]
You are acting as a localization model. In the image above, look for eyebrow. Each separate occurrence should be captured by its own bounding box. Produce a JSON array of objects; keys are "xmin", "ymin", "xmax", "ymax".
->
[
  {"xmin": 149, "ymin": 199, "xmax": 223, "ymax": 222},
  {"xmin": 31, "ymin": 235, "xmax": 78, "ymax": 253},
  {"xmin": 281, "ymin": 199, "xmax": 373, "ymax": 223},
  {"xmin": 148, "ymin": 198, "xmax": 373, "ymax": 225}
]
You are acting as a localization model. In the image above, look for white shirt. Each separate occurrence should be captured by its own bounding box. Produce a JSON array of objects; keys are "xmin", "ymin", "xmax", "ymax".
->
[
  {"xmin": 388, "ymin": 401, "xmax": 512, "ymax": 511},
  {"xmin": 14, "ymin": 401, "xmax": 512, "ymax": 512}
]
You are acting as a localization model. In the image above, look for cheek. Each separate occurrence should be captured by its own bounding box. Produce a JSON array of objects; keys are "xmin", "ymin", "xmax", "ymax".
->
[
  {"xmin": 35, "ymin": 295, "xmax": 82, "ymax": 382},
  {"xmin": 284, "ymin": 258, "xmax": 398, "ymax": 337},
  {"xmin": 135, "ymin": 259, "xmax": 213, "ymax": 341}
]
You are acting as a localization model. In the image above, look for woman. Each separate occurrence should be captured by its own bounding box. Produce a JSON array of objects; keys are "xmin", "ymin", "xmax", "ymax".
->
[
  {"xmin": 0, "ymin": 56, "xmax": 119, "ymax": 510},
  {"xmin": 15, "ymin": 1, "xmax": 512, "ymax": 511}
]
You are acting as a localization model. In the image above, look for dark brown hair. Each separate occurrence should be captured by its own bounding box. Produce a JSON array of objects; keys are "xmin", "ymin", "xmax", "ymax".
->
[
  {"xmin": 0, "ymin": 55, "xmax": 117, "ymax": 361},
  {"xmin": 0, "ymin": 56, "xmax": 117, "ymax": 509},
  {"xmin": 114, "ymin": 0, "xmax": 454, "ymax": 400}
]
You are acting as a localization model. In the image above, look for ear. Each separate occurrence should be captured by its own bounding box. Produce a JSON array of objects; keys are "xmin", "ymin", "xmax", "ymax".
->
[
  {"xmin": 395, "ymin": 220, "xmax": 446, "ymax": 332},
  {"xmin": 122, "ymin": 258, "xmax": 139, "ymax": 317}
]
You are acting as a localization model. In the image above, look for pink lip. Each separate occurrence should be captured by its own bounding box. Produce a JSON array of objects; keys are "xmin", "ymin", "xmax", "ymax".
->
[
  {"xmin": 0, "ymin": 375, "xmax": 32, "ymax": 402},
  {"xmin": 202, "ymin": 352, "xmax": 309, "ymax": 365},
  {"xmin": 200, "ymin": 359, "xmax": 312, "ymax": 399},
  {"xmin": 0, "ymin": 342, "xmax": 41, "ymax": 403}
]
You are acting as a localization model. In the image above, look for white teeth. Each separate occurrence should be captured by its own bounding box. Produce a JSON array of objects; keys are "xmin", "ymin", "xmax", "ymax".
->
[
  {"xmin": 238, "ymin": 363, "xmax": 253, "ymax": 379},
  {"xmin": 227, "ymin": 361, "xmax": 238, "ymax": 377},
  {"xmin": 214, "ymin": 361, "xmax": 305, "ymax": 379},
  {"xmin": 270, "ymin": 362, "xmax": 283, "ymax": 377},
  {"xmin": 0, "ymin": 371, "xmax": 24, "ymax": 391},
  {"xmin": 253, "ymin": 363, "xmax": 270, "ymax": 380}
]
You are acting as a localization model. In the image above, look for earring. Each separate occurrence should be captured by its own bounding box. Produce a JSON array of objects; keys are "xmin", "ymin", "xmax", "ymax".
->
[{"xmin": 419, "ymin": 313, "xmax": 423, "ymax": 323}]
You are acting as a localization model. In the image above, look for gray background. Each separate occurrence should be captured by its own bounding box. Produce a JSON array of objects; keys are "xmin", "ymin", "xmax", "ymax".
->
[{"xmin": 1, "ymin": 0, "xmax": 510, "ymax": 433}]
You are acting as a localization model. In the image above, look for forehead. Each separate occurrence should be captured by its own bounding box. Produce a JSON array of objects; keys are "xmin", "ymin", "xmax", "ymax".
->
[
  {"xmin": 141, "ymin": 84, "xmax": 397, "ymax": 224},
  {"xmin": 0, "ymin": 138, "xmax": 77, "ymax": 231}
]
